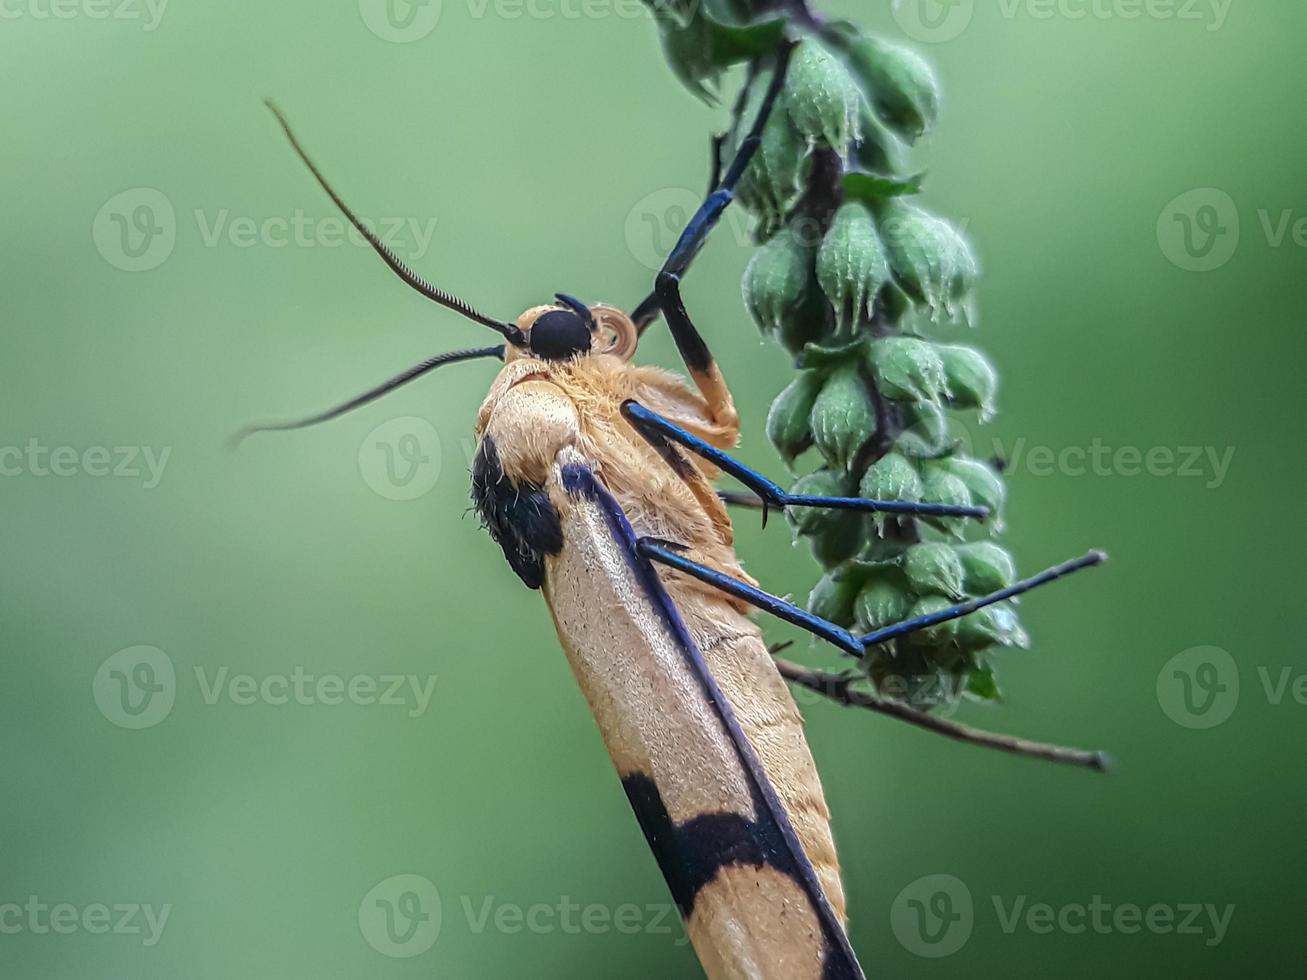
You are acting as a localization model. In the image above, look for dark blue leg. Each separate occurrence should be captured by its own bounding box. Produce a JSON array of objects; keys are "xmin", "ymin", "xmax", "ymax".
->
[
  {"xmin": 637, "ymin": 538, "xmax": 1106, "ymax": 659},
  {"xmin": 622, "ymin": 401, "xmax": 990, "ymax": 526},
  {"xmin": 633, "ymin": 42, "xmax": 796, "ymax": 341}
]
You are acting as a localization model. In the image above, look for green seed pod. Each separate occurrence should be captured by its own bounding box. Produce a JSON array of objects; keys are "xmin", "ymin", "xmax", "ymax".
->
[
  {"xmin": 738, "ymin": 94, "xmax": 809, "ymax": 228},
  {"xmin": 879, "ymin": 202, "xmax": 979, "ymax": 322},
  {"xmin": 785, "ymin": 39, "xmax": 865, "ymax": 151},
  {"xmin": 939, "ymin": 344, "xmax": 999, "ymax": 421},
  {"xmin": 855, "ymin": 577, "xmax": 912, "ymax": 632},
  {"xmin": 956, "ymin": 602, "xmax": 1029, "ymax": 651},
  {"xmin": 954, "ymin": 541, "xmax": 1018, "ymax": 594},
  {"xmin": 859, "ymin": 451, "xmax": 922, "ymax": 535},
  {"xmin": 903, "ymin": 542, "xmax": 965, "ymax": 600},
  {"xmin": 786, "ymin": 469, "xmax": 854, "ymax": 538},
  {"xmin": 810, "ymin": 363, "xmax": 876, "ymax": 471},
  {"xmin": 811, "ymin": 524, "xmax": 862, "ymax": 569},
  {"xmin": 809, "ymin": 569, "xmax": 861, "ymax": 628},
  {"xmin": 868, "ymin": 336, "xmax": 948, "ymax": 405},
  {"xmin": 920, "ymin": 467, "xmax": 973, "ymax": 540},
  {"xmin": 894, "ymin": 402, "xmax": 952, "ymax": 458},
  {"xmin": 854, "ymin": 101, "xmax": 908, "ymax": 176},
  {"xmin": 935, "ymin": 457, "xmax": 1006, "ymax": 526},
  {"xmin": 817, "ymin": 201, "xmax": 891, "ymax": 331},
  {"xmin": 766, "ymin": 371, "xmax": 823, "ymax": 467},
  {"xmin": 778, "ymin": 281, "xmax": 836, "ymax": 356},
  {"xmin": 742, "ymin": 228, "xmax": 813, "ymax": 337},
  {"xmin": 845, "ymin": 36, "xmax": 941, "ymax": 143},
  {"xmin": 905, "ymin": 594, "xmax": 960, "ymax": 647}
]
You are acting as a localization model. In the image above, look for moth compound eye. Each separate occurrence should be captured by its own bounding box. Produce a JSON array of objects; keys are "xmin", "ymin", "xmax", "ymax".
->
[{"xmin": 529, "ymin": 310, "xmax": 592, "ymax": 361}]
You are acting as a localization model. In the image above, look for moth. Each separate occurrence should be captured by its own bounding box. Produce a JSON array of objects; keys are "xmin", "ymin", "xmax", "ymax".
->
[{"xmin": 240, "ymin": 47, "xmax": 1104, "ymax": 980}]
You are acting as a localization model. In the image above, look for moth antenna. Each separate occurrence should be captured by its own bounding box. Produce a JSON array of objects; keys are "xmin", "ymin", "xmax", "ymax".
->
[
  {"xmin": 263, "ymin": 99, "xmax": 524, "ymax": 345},
  {"xmin": 230, "ymin": 344, "xmax": 504, "ymax": 449},
  {"xmin": 555, "ymin": 293, "xmax": 597, "ymax": 332}
]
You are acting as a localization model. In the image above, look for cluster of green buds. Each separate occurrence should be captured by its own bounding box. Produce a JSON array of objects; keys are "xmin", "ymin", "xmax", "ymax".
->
[{"xmin": 648, "ymin": 1, "xmax": 1025, "ymax": 708}]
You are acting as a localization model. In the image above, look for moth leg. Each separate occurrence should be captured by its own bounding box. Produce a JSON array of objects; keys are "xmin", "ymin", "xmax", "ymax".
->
[
  {"xmin": 622, "ymin": 401, "xmax": 990, "ymax": 528},
  {"xmin": 632, "ymin": 42, "xmax": 797, "ymax": 430},
  {"xmin": 638, "ymin": 538, "xmax": 1106, "ymax": 659}
]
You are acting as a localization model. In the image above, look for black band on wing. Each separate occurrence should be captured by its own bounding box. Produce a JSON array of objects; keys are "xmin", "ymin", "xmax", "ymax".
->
[{"xmin": 470, "ymin": 436, "xmax": 564, "ymax": 589}]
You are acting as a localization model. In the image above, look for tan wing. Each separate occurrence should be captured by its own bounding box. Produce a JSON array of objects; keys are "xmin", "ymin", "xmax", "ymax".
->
[{"xmin": 541, "ymin": 448, "xmax": 863, "ymax": 980}]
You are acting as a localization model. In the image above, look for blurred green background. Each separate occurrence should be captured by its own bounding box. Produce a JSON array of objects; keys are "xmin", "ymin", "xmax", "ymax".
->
[{"xmin": 2, "ymin": 1, "xmax": 1302, "ymax": 977}]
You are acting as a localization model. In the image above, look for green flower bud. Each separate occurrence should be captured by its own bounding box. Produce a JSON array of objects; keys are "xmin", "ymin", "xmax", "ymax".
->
[
  {"xmin": 894, "ymin": 402, "xmax": 951, "ymax": 458},
  {"xmin": 785, "ymin": 39, "xmax": 865, "ymax": 151},
  {"xmin": 954, "ymin": 541, "xmax": 1018, "ymax": 594},
  {"xmin": 956, "ymin": 602, "xmax": 1029, "ymax": 651},
  {"xmin": 809, "ymin": 570, "xmax": 860, "ymax": 627},
  {"xmin": 879, "ymin": 203, "xmax": 979, "ymax": 323},
  {"xmin": 854, "ymin": 102, "xmax": 908, "ymax": 175},
  {"xmin": 817, "ymin": 202, "xmax": 891, "ymax": 331},
  {"xmin": 855, "ymin": 577, "xmax": 912, "ymax": 632},
  {"xmin": 859, "ymin": 451, "xmax": 922, "ymax": 535},
  {"xmin": 738, "ymin": 95, "xmax": 808, "ymax": 228},
  {"xmin": 786, "ymin": 469, "xmax": 854, "ymax": 537},
  {"xmin": 743, "ymin": 228, "xmax": 813, "ymax": 337},
  {"xmin": 869, "ymin": 336, "xmax": 948, "ymax": 405},
  {"xmin": 810, "ymin": 364, "xmax": 876, "ymax": 471},
  {"xmin": 766, "ymin": 371, "xmax": 823, "ymax": 466},
  {"xmin": 778, "ymin": 282, "xmax": 836, "ymax": 356},
  {"xmin": 846, "ymin": 36, "xmax": 941, "ymax": 143},
  {"xmin": 935, "ymin": 456, "xmax": 1006, "ymax": 526},
  {"xmin": 903, "ymin": 542, "xmax": 965, "ymax": 600},
  {"xmin": 920, "ymin": 467, "xmax": 973, "ymax": 540},
  {"xmin": 811, "ymin": 524, "xmax": 862, "ymax": 569},
  {"xmin": 905, "ymin": 594, "xmax": 960, "ymax": 647},
  {"xmin": 965, "ymin": 668, "xmax": 1002, "ymax": 702},
  {"xmin": 939, "ymin": 344, "xmax": 999, "ymax": 421}
]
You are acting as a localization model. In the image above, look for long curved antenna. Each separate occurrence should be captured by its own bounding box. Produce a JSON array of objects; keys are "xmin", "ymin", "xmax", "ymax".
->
[
  {"xmin": 264, "ymin": 100, "xmax": 524, "ymax": 345},
  {"xmin": 231, "ymin": 345, "xmax": 504, "ymax": 448}
]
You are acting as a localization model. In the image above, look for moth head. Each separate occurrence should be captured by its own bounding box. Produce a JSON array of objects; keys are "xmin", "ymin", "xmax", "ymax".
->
[{"xmin": 510, "ymin": 294, "xmax": 638, "ymax": 363}]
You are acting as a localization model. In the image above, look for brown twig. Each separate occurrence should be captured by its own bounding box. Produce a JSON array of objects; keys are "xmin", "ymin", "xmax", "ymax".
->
[{"xmin": 773, "ymin": 657, "xmax": 1110, "ymax": 773}]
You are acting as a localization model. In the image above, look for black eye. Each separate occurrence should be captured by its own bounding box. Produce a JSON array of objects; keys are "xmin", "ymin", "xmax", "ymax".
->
[{"xmin": 529, "ymin": 310, "xmax": 591, "ymax": 361}]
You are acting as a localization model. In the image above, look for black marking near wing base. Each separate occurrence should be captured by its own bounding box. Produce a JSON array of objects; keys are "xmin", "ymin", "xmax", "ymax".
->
[
  {"xmin": 560, "ymin": 461, "xmax": 864, "ymax": 980},
  {"xmin": 470, "ymin": 436, "xmax": 563, "ymax": 589}
]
